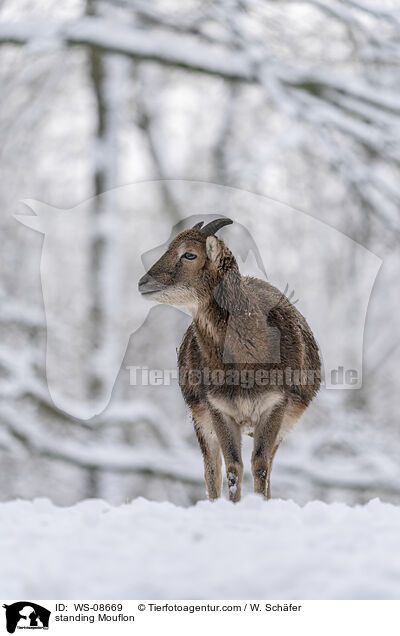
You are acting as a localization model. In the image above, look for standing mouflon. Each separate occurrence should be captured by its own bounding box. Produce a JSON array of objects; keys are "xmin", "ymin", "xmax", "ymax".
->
[{"xmin": 139, "ymin": 218, "xmax": 321, "ymax": 501}]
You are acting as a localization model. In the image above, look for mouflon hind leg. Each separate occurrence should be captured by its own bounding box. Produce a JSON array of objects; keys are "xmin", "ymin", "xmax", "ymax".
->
[
  {"xmin": 252, "ymin": 399, "xmax": 287, "ymax": 499},
  {"xmin": 211, "ymin": 409, "xmax": 243, "ymax": 503}
]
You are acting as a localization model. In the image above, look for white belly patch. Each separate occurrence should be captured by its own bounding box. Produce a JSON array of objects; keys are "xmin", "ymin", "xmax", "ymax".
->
[{"xmin": 208, "ymin": 391, "xmax": 284, "ymax": 430}]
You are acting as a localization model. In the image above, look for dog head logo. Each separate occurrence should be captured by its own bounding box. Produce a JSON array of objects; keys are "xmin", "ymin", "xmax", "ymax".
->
[{"xmin": 3, "ymin": 602, "xmax": 51, "ymax": 633}]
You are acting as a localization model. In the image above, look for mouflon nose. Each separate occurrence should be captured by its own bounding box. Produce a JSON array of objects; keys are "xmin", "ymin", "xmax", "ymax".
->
[{"xmin": 138, "ymin": 273, "xmax": 165, "ymax": 294}]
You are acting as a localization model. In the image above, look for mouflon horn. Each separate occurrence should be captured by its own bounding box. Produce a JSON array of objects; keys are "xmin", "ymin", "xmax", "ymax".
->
[{"xmin": 200, "ymin": 218, "xmax": 233, "ymax": 237}]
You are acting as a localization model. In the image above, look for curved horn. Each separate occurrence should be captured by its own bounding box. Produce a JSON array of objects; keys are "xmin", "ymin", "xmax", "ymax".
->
[
  {"xmin": 192, "ymin": 221, "xmax": 204, "ymax": 229},
  {"xmin": 200, "ymin": 217, "xmax": 233, "ymax": 237}
]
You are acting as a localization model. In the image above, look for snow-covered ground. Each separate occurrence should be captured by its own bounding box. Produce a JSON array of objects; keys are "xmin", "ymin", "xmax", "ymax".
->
[{"xmin": 1, "ymin": 495, "xmax": 400, "ymax": 600}]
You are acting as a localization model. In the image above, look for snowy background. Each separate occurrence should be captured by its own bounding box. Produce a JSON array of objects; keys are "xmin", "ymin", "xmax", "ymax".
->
[{"xmin": 0, "ymin": 0, "xmax": 400, "ymax": 601}]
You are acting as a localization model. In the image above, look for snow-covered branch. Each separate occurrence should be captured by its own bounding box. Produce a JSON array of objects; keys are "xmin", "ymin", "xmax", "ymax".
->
[
  {"xmin": 0, "ymin": 343, "xmax": 178, "ymax": 445},
  {"xmin": 0, "ymin": 18, "xmax": 255, "ymax": 82},
  {"xmin": 0, "ymin": 402, "xmax": 203, "ymax": 484}
]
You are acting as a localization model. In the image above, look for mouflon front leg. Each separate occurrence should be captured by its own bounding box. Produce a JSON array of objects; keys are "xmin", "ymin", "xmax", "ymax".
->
[{"xmin": 192, "ymin": 404, "xmax": 223, "ymax": 500}]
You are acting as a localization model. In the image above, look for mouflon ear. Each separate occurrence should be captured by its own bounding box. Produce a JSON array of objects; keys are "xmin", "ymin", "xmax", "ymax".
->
[
  {"xmin": 206, "ymin": 236, "xmax": 221, "ymax": 264},
  {"xmin": 206, "ymin": 236, "xmax": 238, "ymax": 275}
]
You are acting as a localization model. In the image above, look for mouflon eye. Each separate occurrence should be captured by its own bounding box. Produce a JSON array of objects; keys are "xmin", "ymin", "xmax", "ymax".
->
[{"xmin": 182, "ymin": 252, "xmax": 197, "ymax": 260}]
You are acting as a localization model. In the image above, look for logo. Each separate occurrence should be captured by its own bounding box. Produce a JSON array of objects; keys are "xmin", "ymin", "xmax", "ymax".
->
[{"xmin": 2, "ymin": 603, "xmax": 50, "ymax": 633}]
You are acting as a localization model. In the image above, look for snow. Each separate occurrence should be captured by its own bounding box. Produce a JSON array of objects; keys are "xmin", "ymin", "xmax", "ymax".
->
[{"xmin": 1, "ymin": 496, "xmax": 400, "ymax": 599}]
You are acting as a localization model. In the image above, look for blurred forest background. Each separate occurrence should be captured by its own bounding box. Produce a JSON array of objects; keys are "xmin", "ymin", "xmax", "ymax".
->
[{"xmin": 0, "ymin": 0, "xmax": 400, "ymax": 506}]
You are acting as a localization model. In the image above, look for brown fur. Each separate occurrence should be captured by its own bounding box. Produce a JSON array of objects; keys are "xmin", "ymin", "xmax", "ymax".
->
[{"xmin": 139, "ymin": 225, "xmax": 321, "ymax": 502}]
